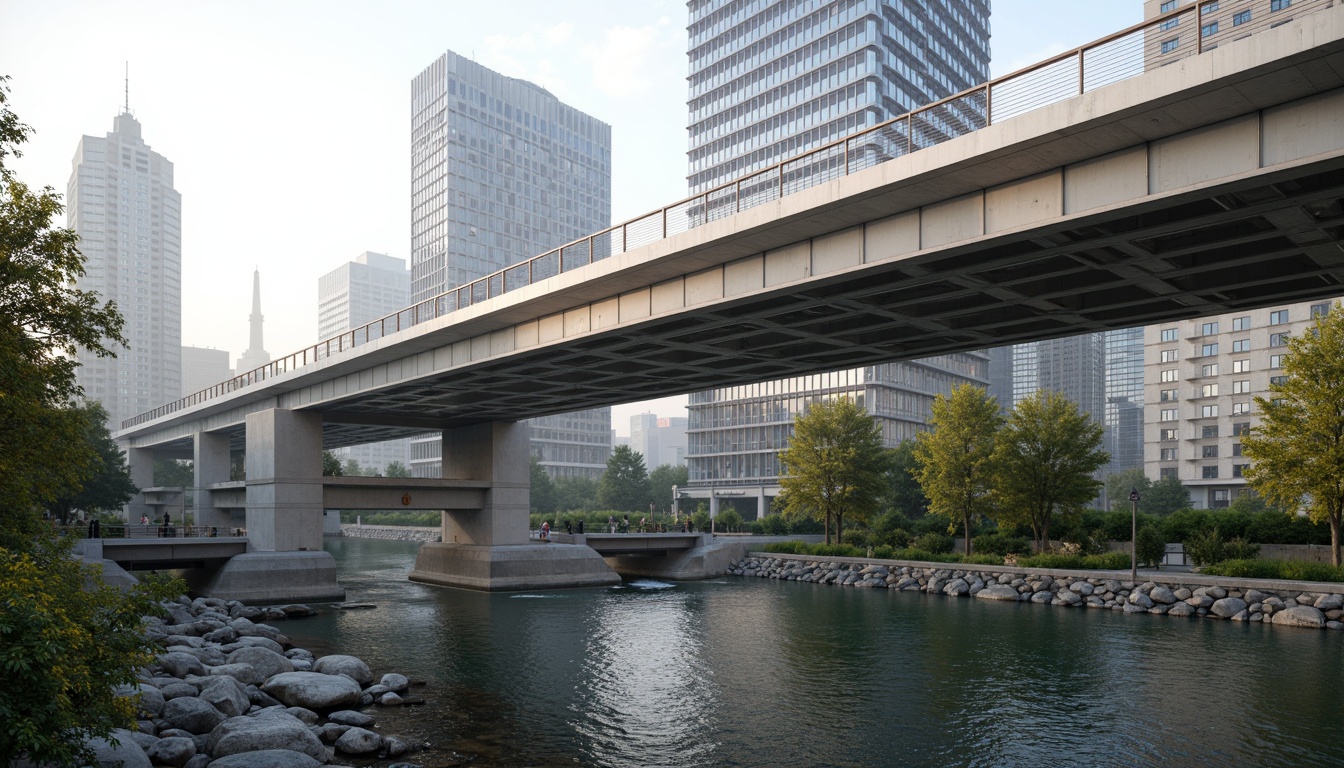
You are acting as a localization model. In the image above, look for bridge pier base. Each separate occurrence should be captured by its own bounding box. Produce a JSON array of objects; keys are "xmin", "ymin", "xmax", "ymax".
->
[{"xmin": 408, "ymin": 421, "xmax": 618, "ymax": 590}]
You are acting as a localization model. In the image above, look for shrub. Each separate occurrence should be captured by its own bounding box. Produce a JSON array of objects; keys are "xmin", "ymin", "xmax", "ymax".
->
[
  {"xmin": 972, "ymin": 533, "xmax": 1030, "ymax": 556},
  {"xmin": 762, "ymin": 540, "xmax": 806, "ymax": 554},
  {"xmin": 890, "ymin": 549, "xmax": 964, "ymax": 564},
  {"xmin": 912, "ymin": 513, "xmax": 954, "ymax": 536},
  {"xmin": 913, "ymin": 533, "xmax": 954, "ymax": 554},
  {"xmin": 962, "ymin": 553, "xmax": 1006, "ymax": 566},
  {"xmin": 1161, "ymin": 508, "xmax": 1214, "ymax": 544},
  {"xmin": 715, "ymin": 508, "xmax": 744, "ymax": 533},
  {"xmin": 691, "ymin": 510, "xmax": 712, "ymax": 533},
  {"xmin": 1135, "ymin": 524, "xmax": 1166, "ymax": 568},
  {"xmin": 1184, "ymin": 528, "xmax": 1226, "ymax": 566},
  {"xmin": 1018, "ymin": 553, "xmax": 1083, "ymax": 569},
  {"xmin": 810, "ymin": 543, "xmax": 865, "ymax": 558},
  {"xmin": 1222, "ymin": 536, "xmax": 1261, "ymax": 561},
  {"xmin": 788, "ymin": 517, "xmax": 825, "ymax": 535},
  {"xmin": 1203, "ymin": 559, "xmax": 1344, "ymax": 583},
  {"xmin": 841, "ymin": 528, "xmax": 871, "ymax": 548},
  {"xmin": 758, "ymin": 514, "xmax": 789, "ymax": 536},
  {"xmin": 872, "ymin": 544, "xmax": 895, "ymax": 560}
]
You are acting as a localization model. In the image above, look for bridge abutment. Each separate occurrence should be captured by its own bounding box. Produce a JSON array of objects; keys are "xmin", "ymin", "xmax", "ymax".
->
[{"xmin": 409, "ymin": 421, "xmax": 618, "ymax": 590}]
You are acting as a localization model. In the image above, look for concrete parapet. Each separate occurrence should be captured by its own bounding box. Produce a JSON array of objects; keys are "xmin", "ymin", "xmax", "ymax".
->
[
  {"xmin": 409, "ymin": 542, "xmax": 620, "ymax": 591},
  {"xmin": 197, "ymin": 551, "xmax": 345, "ymax": 604}
]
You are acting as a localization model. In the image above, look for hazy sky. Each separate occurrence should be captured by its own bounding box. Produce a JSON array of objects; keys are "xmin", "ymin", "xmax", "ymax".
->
[{"xmin": 0, "ymin": 1, "xmax": 1140, "ymax": 435}]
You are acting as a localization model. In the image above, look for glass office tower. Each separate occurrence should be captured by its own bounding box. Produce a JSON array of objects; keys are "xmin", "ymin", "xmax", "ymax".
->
[
  {"xmin": 409, "ymin": 51, "xmax": 613, "ymax": 479},
  {"xmin": 683, "ymin": 0, "xmax": 992, "ymax": 518}
]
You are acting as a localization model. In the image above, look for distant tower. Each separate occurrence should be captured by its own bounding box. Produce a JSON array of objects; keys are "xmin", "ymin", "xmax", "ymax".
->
[
  {"xmin": 236, "ymin": 269, "xmax": 270, "ymax": 373},
  {"xmin": 69, "ymin": 99, "xmax": 182, "ymax": 430}
]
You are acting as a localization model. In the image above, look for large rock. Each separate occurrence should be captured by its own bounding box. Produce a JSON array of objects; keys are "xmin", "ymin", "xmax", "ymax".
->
[
  {"xmin": 1148, "ymin": 586, "xmax": 1177, "ymax": 605},
  {"xmin": 146, "ymin": 736, "xmax": 196, "ymax": 767},
  {"xmin": 313, "ymin": 654, "xmax": 374, "ymax": 685},
  {"xmin": 162, "ymin": 695, "xmax": 227, "ymax": 734},
  {"xmin": 207, "ymin": 712, "xmax": 327, "ymax": 761},
  {"xmin": 205, "ymin": 749, "xmax": 323, "ymax": 768},
  {"xmin": 160, "ymin": 682, "xmax": 200, "ymax": 700},
  {"xmin": 227, "ymin": 646, "xmax": 294, "ymax": 681},
  {"xmin": 1314, "ymin": 593, "xmax": 1344, "ymax": 611},
  {"xmin": 328, "ymin": 709, "xmax": 376, "ymax": 727},
  {"xmin": 233, "ymin": 635, "xmax": 286, "ymax": 655},
  {"xmin": 1210, "ymin": 597, "xmax": 1248, "ymax": 619},
  {"xmin": 262, "ymin": 671, "xmax": 362, "ymax": 710},
  {"xmin": 1167, "ymin": 602, "xmax": 1197, "ymax": 617},
  {"xmin": 209, "ymin": 663, "xmax": 266, "ymax": 687},
  {"xmin": 199, "ymin": 675, "xmax": 251, "ymax": 718},
  {"xmin": 117, "ymin": 683, "xmax": 165, "ymax": 718},
  {"xmin": 157, "ymin": 652, "xmax": 206, "ymax": 679},
  {"xmin": 335, "ymin": 726, "xmax": 382, "ymax": 754},
  {"xmin": 84, "ymin": 729, "xmax": 152, "ymax": 768},
  {"xmin": 976, "ymin": 584, "xmax": 1020, "ymax": 601},
  {"xmin": 1272, "ymin": 605, "xmax": 1327, "ymax": 629}
]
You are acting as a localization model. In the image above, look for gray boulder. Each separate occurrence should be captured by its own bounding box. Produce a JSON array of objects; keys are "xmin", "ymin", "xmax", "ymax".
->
[
  {"xmin": 316, "ymin": 722, "xmax": 352, "ymax": 742},
  {"xmin": 327, "ymin": 709, "xmax": 376, "ymax": 727},
  {"xmin": 146, "ymin": 736, "xmax": 196, "ymax": 767},
  {"xmin": 975, "ymin": 584, "xmax": 1020, "ymax": 601},
  {"xmin": 1055, "ymin": 590, "xmax": 1082, "ymax": 606},
  {"xmin": 1127, "ymin": 591, "xmax": 1154, "ymax": 609},
  {"xmin": 1272, "ymin": 605, "xmax": 1327, "ymax": 629},
  {"xmin": 162, "ymin": 696, "xmax": 226, "ymax": 734},
  {"xmin": 160, "ymin": 682, "xmax": 200, "ymax": 700},
  {"xmin": 118, "ymin": 683, "xmax": 165, "ymax": 718},
  {"xmin": 943, "ymin": 579, "xmax": 970, "ymax": 596},
  {"xmin": 1068, "ymin": 581, "xmax": 1094, "ymax": 596},
  {"xmin": 285, "ymin": 706, "xmax": 319, "ymax": 725},
  {"xmin": 234, "ymin": 635, "xmax": 286, "ymax": 655},
  {"xmin": 1314, "ymin": 593, "xmax": 1344, "ymax": 611},
  {"xmin": 377, "ymin": 691, "xmax": 403, "ymax": 706},
  {"xmin": 262, "ymin": 671, "xmax": 362, "ymax": 710},
  {"xmin": 84, "ymin": 730, "xmax": 152, "ymax": 768},
  {"xmin": 209, "ymin": 662, "xmax": 266, "ymax": 687},
  {"xmin": 184, "ymin": 755, "xmax": 211, "ymax": 768},
  {"xmin": 157, "ymin": 652, "xmax": 206, "ymax": 679},
  {"xmin": 207, "ymin": 712, "xmax": 327, "ymax": 761},
  {"xmin": 1149, "ymin": 586, "xmax": 1177, "ymax": 605},
  {"xmin": 335, "ymin": 726, "xmax": 382, "ymax": 754},
  {"xmin": 199, "ymin": 675, "xmax": 251, "ymax": 718},
  {"xmin": 205, "ymin": 749, "xmax": 323, "ymax": 768},
  {"xmin": 1167, "ymin": 602, "xmax": 1197, "ymax": 617},
  {"xmin": 1210, "ymin": 597, "xmax": 1248, "ymax": 618},
  {"xmin": 227, "ymin": 646, "xmax": 294, "ymax": 681},
  {"xmin": 313, "ymin": 654, "xmax": 374, "ymax": 685}
]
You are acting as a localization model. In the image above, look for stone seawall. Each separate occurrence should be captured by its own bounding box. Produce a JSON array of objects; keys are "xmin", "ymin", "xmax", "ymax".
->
[
  {"xmin": 340, "ymin": 525, "xmax": 440, "ymax": 542},
  {"xmin": 733, "ymin": 553, "xmax": 1344, "ymax": 631}
]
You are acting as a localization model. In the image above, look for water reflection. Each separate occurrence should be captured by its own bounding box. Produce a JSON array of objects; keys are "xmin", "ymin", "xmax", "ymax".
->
[{"xmin": 276, "ymin": 539, "xmax": 1344, "ymax": 767}]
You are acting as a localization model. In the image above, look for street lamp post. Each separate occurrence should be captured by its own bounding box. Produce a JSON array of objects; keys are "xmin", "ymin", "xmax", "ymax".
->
[{"xmin": 1129, "ymin": 488, "xmax": 1141, "ymax": 583}]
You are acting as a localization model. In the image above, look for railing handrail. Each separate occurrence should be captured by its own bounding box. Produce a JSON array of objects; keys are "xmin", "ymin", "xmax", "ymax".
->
[{"xmin": 122, "ymin": 1, "xmax": 1301, "ymax": 431}]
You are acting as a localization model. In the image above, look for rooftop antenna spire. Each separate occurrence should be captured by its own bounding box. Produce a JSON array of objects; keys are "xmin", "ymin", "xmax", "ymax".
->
[{"xmin": 123, "ymin": 61, "xmax": 129, "ymax": 113}]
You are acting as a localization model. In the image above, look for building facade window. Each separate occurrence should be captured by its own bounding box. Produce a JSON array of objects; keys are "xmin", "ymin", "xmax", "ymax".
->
[
  {"xmin": 1233, "ymin": 421, "xmax": 1251, "ymax": 436},
  {"xmin": 1201, "ymin": 405, "xmax": 1219, "ymax": 418},
  {"xmin": 1232, "ymin": 402, "xmax": 1250, "ymax": 414},
  {"xmin": 1233, "ymin": 9, "xmax": 1252, "ymax": 24},
  {"xmin": 1162, "ymin": 17, "xmax": 1181, "ymax": 30},
  {"xmin": 1270, "ymin": 309, "xmax": 1290, "ymax": 324},
  {"xmin": 1201, "ymin": 383, "xmax": 1219, "ymax": 397},
  {"xmin": 1161, "ymin": 37, "xmax": 1181, "ymax": 54},
  {"xmin": 1161, "ymin": 408, "xmax": 1179, "ymax": 421},
  {"xmin": 1232, "ymin": 339, "xmax": 1250, "ymax": 352},
  {"xmin": 1203, "ymin": 465, "xmax": 1220, "ymax": 479},
  {"xmin": 1202, "ymin": 363, "xmax": 1219, "ymax": 377},
  {"xmin": 1271, "ymin": 0, "xmax": 1292, "ymax": 11},
  {"xmin": 1269, "ymin": 333, "xmax": 1290, "ymax": 347},
  {"xmin": 1161, "ymin": 428, "xmax": 1178, "ymax": 441},
  {"xmin": 1161, "ymin": 0, "xmax": 1178, "ymax": 9},
  {"xmin": 1203, "ymin": 445, "xmax": 1219, "ymax": 458},
  {"xmin": 1233, "ymin": 463, "xmax": 1250, "ymax": 477},
  {"xmin": 1161, "ymin": 328, "xmax": 1179, "ymax": 342},
  {"xmin": 1202, "ymin": 1, "xmax": 1220, "ymax": 12},
  {"xmin": 1202, "ymin": 322, "xmax": 1219, "ymax": 335},
  {"xmin": 1232, "ymin": 316, "xmax": 1250, "ymax": 331},
  {"xmin": 1311, "ymin": 302, "xmax": 1330, "ymax": 318},
  {"xmin": 1161, "ymin": 448, "xmax": 1178, "ymax": 461},
  {"xmin": 1232, "ymin": 443, "xmax": 1244, "ymax": 457},
  {"xmin": 1270, "ymin": 354, "xmax": 1285, "ymax": 368},
  {"xmin": 1201, "ymin": 343, "xmax": 1219, "ymax": 356},
  {"xmin": 1271, "ymin": 375, "xmax": 1289, "ymax": 387},
  {"xmin": 1161, "ymin": 368, "xmax": 1179, "ymax": 382},
  {"xmin": 1203, "ymin": 425, "xmax": 1219, "ymax": 438},
  {"xmin": 1232, "ymin": 380, "xmax": 1251, "ymax": 394},
  {"xmin": 1201, "ymin": 21, "xmax": 1219, "ymax": 36},
  {"xmin": 1161, "ymin": 467, "xmax": 1179, "ymax": 479},
  {"xmin": 1161, "ymin": 388, "xmax": 1179, "ymax": 401},
  {"xmin": 1233, "ymin": 359, "xmax": 1250, "ymax": 372},
  {"xmin": 1161, "ymin": 349, "xmax": 1179, "ymax": 362}
]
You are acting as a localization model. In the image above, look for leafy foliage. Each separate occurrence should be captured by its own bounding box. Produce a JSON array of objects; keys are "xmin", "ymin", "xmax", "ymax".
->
[
  {"xmin": 1243, "ymin": 301, "xmax": 1344, "ymax": 565},
  {"xmin": 990, "ymin": 390, "xmax": 1108, "ymax": 554},
  {"xmin": 715, "ymin": 508, "xmax": 744, "ymax": 532},
  {"xmin": 881, "ymin": 441, "xmax": 927, "ymax": 517},
  {"xmin": 321, "ymin": 451, "xmax": 343, "ymax": 476},
  {"xmin": 1202, "ymin": 558, "xmax": 1344, "ymax": 582},
  {"xmin": 972, "ymin": 533, "xmax": 1030, "ymax": 556},
  {"xmin": 529, "ymin": 456, "xmax": 555, "ymax": 514},
  {"xmin": 597, "ymin": 445, "xmax": 651, "ymax": 512},
  {"xmin": 0, "ymin": 531, "xmax": 185, "ymax": 767},
  {"xmin": 913, "ymin": 533, "xmax": 954, "ymax": 554},
  {"xmin": 648, "ymin": 463, "xmax": 688, "ymax": 514},
  {"xmin": 1135, "ymin": 524, "xmax": 1166, "ymax": 568},
  {"xmin": 777, "ymin": 397, "xmax": 889, "ymax": 545},
  {"xmin": 553, "ymin": 475, "xmax": 599, "ymax": 513},
  {"xmin": 1143, "ymin": 474, "xmax": 1193, "ymax": 517},
  {"xmin": 384, "ymin": 461, "xmax": 412, "ymax": 478},
  {"xmin": 914, "ymin": 384, "xmax": 1001, "ymax": 554},
  {"xmin": 1016, "ymin": 551, "xmax": 1131, "ymax": 570},
  {"xmin": 44, "ymin": 401, "xmax": 138, "ymax": 523}
]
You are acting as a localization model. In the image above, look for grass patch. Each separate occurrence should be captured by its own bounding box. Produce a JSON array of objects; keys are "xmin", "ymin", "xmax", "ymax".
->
[
  {"xmin": 1202, "ymin": 558, "xmax": 1344, "ymax": 583},
  {"xmin": 1016, "ymin": 552, "xmax": 1131, "ymax": 570}
]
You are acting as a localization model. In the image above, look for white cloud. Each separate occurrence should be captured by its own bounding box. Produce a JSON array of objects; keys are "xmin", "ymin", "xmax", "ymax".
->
[
  {"xmin": 545, "ymin": 22, "xmax": 574, "ymax": 45},
  {"xmin": 580, "ymin": 23, "xmax": 677, "ymax": 98}
]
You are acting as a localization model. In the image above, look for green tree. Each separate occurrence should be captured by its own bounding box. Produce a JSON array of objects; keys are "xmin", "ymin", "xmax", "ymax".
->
[
  {"xmin": 648, "ymin": 463, "xmax": 688, "ymax": 513},
  {"xmin": 882, "ymin": 441, "xmax": 928, "ymax": 517},
  {"xmin": 777, "ymin": 397, "xmax": 889, "ymax": 545},
  {"xmin": 0, "ymin": 76, "xmax": 126, "ymax": 547},
  {"xmin": 1135, "ymin": 523, "xmax": 1166, "ymax": 568},
  {"xmin": 913, "ymin": 384, "xmax": 1001, "ymax": 555},
  {"xmin": 154, "ymin": 457, "xmax": 194, "ymax": 488},
  {"xmin": 529, "ymin": 456, "xmax": 555, "ymax": 515},
  {"xmin": 715, "ymin": 507, "xmax": 743, "ymax": 532},
  {"xmin": 553, "ymin": 475, "xmax": 599, "ymax": 512},
  {"xmin": 597, "ymin": 445, "xmax": 651, "ymax": 512},
  {"xmin": 991, "ymin": 390, "xmax": 1108, "ymax": 553},
  {"xmin": 1243, "ymin": 301, "xmax": 1344, "ymax": 566},
  {"xmin": 1144, "ymin": 473, "xmax": 1192, "ymax": 516},
  {"xmin": 1105, "ymin": 468, "xmax": 1152, "ymax": 512},
  {"xmin": 385, "ymin": 460, "xmax": 412, "ymax": 478},
  {"xmin": 0, "ymin": 77, "xmax": 186, "ymax": 767},
  {"xmin": 342, "ymin": 458, "xmax": 369, "ymax": 477},
  {"xmin": 322, "ymin": 450, "xmax": 343, "ymax": 476},
  {"xmin": 45, "ymin": 402, "xmax": 138, "ymax": 524}
]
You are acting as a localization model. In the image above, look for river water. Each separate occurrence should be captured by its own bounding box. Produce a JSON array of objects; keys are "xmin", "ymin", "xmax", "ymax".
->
[{"xmin": 280, "ymin": 537, "xmax": 1344, "ymax": 768}]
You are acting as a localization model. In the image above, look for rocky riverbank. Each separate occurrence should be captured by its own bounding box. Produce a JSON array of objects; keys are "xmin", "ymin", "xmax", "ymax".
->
[
  {"xmin": 87, "ymin": 595, "xmax": 431, "ymax": 768},
  {"xmin": 731, "ymin": 554, "xmax": 1344, "ymax": 631},
  {"xmin": 340, "ymin": 524, "xmax": 440, "ymax": 542}
]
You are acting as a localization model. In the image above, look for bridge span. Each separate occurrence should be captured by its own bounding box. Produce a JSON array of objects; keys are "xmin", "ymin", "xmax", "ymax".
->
[{"xmin": 112, "ymin": 7, "xmax": 1344, "ymax": 598}]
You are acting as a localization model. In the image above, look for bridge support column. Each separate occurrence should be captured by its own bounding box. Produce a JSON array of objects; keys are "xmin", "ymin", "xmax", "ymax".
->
[
  {"xmin": 124, "ymin": 445, "xmax": 155, "ymax": 524},
  {"xmin": 198, "ymin": 408, "xmax": 344, "ymax": 604},
  {"xmin": 193, "ymin": 431, "xmax": 232, "ymax": 531},
  {"xmin": 409, "ymin": 421, "xmax": 618, "ymax": 591}
]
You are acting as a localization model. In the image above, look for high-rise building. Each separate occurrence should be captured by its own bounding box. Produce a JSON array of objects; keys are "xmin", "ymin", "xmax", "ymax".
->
[
  {"xmin": 69, "ymin": 109, "xmax": 182, "ymax": 429},
  {"xmin": 408, "ymin": 51, "xmax": 614, "ymax": 480},
  {"xmin": 683, "ymin": 0, "xmax": 992, "ymax": 516},
  {"xmin": 1145, "ymin": 299, "xmax": 1339, "ymax": 509},
  {"xmin": 317, "ymin": 252, "xmax": 411, "ymax": 474},
  {"xmin": 180, "ymin": 346, "xmax": 231, "ymax": 397},
  {"xmin": 1143, "ymin": 0, "xmax": 1333, "ymax": 67},
  {"xmin": 630, "ymin": 414, "xmax": 689, "ymax": 469},
  {"xmin": 235, "ymin": 269, "xmax": 270, "ymax": 374}
]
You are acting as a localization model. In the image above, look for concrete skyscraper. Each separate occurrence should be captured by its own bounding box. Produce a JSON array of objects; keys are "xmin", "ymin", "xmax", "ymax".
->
[
  {"xmin": 235, "ymin": 268, "xmax": 270, "ymax": 374},
  {"xmin": 69, "ymin": 108, "xmax": 181, "ymax": 430},
  {"xmin": 408, "ymin": 51, "xmax": 614, "ymax": 480},
  {"xmin": 317, "ymin": 252, "xmax": 411, "ymax": 473},
  {"xmin": 682, "ymin": 0, "xmax": 992, "ymax": 517},
  {"xmin": 180, "ymin": 346, "xmax": 231, "ymax": 396}
]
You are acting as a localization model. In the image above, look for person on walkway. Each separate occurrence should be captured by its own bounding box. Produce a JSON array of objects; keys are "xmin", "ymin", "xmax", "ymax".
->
[
  {"xmin": 621, "ymin": 515, "xmax": 630, "ymax": 534},
  {"xmin": 87, "ymin": 518, "xmax": 101, "ymax": 539},
  {"xmin": 565, "ymin": 520, "xmax": 573, "ymax": 535},
  {"xmin": 577, "ymin": 519, "xmax": 584, "ymax": 534},
  {"xmin": 162, "ymin": 512, "xmax": 171, "ymax": 538},
  {"xmin": 541, "ymin": 521, "xmax": 550, "ymax": 540},
  {"xmin": 608, "ymin": 515, "xmax": 615, "ymax": 534}
]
